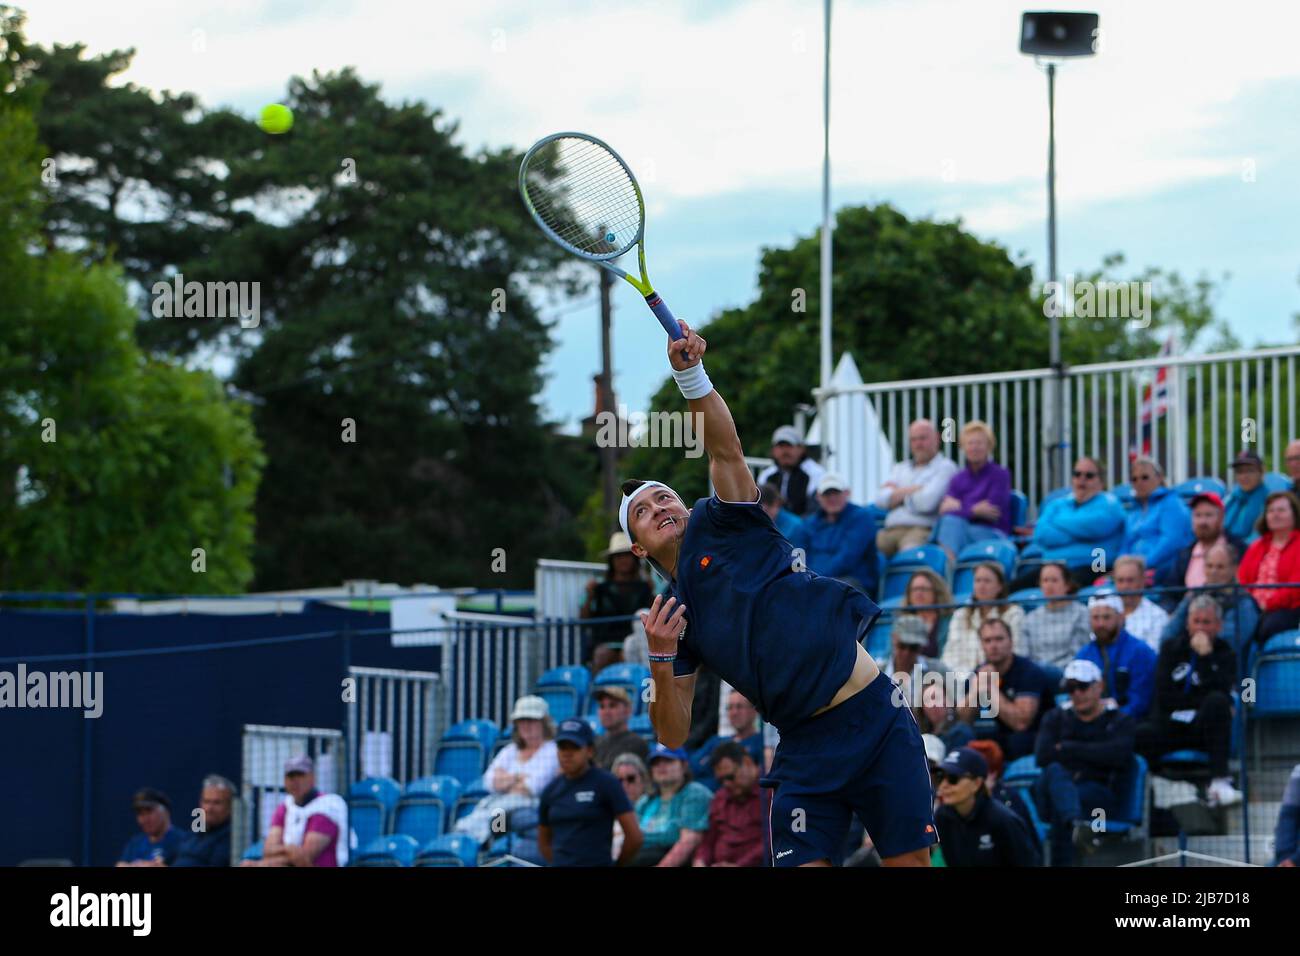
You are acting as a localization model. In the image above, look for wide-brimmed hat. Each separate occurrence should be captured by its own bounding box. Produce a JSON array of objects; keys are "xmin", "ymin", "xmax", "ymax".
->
[{"xmin": 602, "ymin": 532, "xmax": 635, "ymax": 557}]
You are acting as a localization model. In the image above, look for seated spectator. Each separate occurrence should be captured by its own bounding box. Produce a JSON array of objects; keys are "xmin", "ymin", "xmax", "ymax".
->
[
  {"xmin": 878, "ymin": 614, "xmax": 942, "ymax": 680},
  {"xmin": 610, "ymin": 753, "xmax": 649, "ymax": 860},
  {"xmin": 694, "ymin": 691, "xmax": 766, "ymax": 791},
  {"xmin": 956, "ymin": 618, "xmax": 1052, "ymax": 760},
  {"xmin": 760, "ymin": 482, "xmax": 803, "ymax": 539},
  {"xmin": 788, "ymin": 472, "xmax": 879, "ymax": 594},
  {"xmin": 1121, "ymin": 457, "xmax": 1194, "ymax": 585},
  {"xmin": 248, "ymin": 756, "xmax": 348, "ymax": 867},
  {"xmin": 693, "ymin": 742, "xmax": 764, "ymax": 867},
  {"xmin": 1136, "ymin": 595, "xmax": 1241, "ymax": 806},
  {"xmin": 454, "ymin": 695, "xmax": 559, "ymax": 845},
  {"xmin": 1238, "ymin": 491, "xmax": 1300, "ymax": 643},
  {"xmin": 620, "ymin": 612, "xmax": 650, "ymax": 669},
  {"xmin": 1224, "ymin": 451, "xmax": 1269, "ymax": 543},
  {"xmin": 757, "ymin": 425, "xmax": 825, "ymax": 517},
  {"xmin": 934, "ymin": 747, "xmax": 1041, "ymax": 866},
  {"xmin": 1161, "ymin": 543, "xmax": 1259, "ymax": 653},
  {"xmin": 1034, "ymin": 659, "xmax": 1137, "ymax": 867},
  {"xmin": 593, "ymin": 687, "xmax": 649, "ymax": 770},
  {"xmin": 943, "ymin": 562, "xmax": 1025, "ymax": 675},
  {"xmin": 1161, "ymin": 492, "xmax": 1247, "ymax": 612},
  {"xmin": 1110, "ymin": 555, "xmax": 1170, "ymax": 651},
  {"xmin": 901, "ymin": 568, "xmax": 954, "ymax": 658},
  {"xmin": 932, "ymin": 420, "xmax": 1012, "ymax": 562},
  {"xmin": 1074, "ymin": 594, "xmax": 1157, "ymax": 720},
  {"xmin": 633, "ymin": 744, "xmax": 712, "ymax": 866},
  {"xmin": 965, "ymin": 738, "xmax": 1036, "ymax": 839},
  {"xmin": 1287, "ymin": 439, "xmax": 1300, "ymax": 495},
  {"xmin": 580, "ymin": 532, "xmax": 655, "ymax": 670},
  {"xmin": 116, "ymin": 788, "xmax": 183, "ymax": 867},
  {"xmin": 872, "ymin": 418, "xmax": 959, "ymax": 557},
  {"xmin": 1015, "ymin": 456, "xmax": 1125, "ymax": 591},
  {"xmin": 1276, "ymin": 764, "xmax": 1300, "ymax": 867},
  {"xmin": 539, "ymin": 718, "xmax": 642, "ymax": 867},
  {"xmin": 1020, "ymin": 561, "xmax": 1090, "ymax": 667},
  {"xmin": 172, "ymin": 775, "xmax": 235, "ymax": 867}
]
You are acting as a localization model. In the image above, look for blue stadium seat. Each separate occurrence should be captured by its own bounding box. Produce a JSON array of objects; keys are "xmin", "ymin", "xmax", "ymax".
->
[
  {"xmin": 354, "ymin": 834, "xmax": 419, "ymax": 867},
  {"xmin": 1075, "ymin": 585, "xmax": 1103, "ymax": 604},
  {"xmin": 534, "ymin": 665, "xmax": 591, "ymax": 722},
  {"xmin": 628, "ymin": 713, "xmax": 655, "ymax": 744},
  {"xmin": 1008, "ymin": 587, "xmax": 1044, "ymax": 612},
  {"xmin": 453, "ymin": 786, "xmax": 489, "ymax": 822},
  {"xmin": 1042, "ymin": 486, "xmax": 1070, "ymax": 507},
  {"xmin": 347, "ymin": 776, "xmax": 401, "ymax": 847},
  {"xmin": 1017, "ymin": 786, "xmax": 1051, "ymax": 847},
  {"xmin": 414, "ymin": 833, "xmax": 479, "ymax": 867},
  {"xmin": 1159, "ymin": 750, "xmax": 1209, "ymax": 770},
  {"xmin": 241, "ymin": 839, "xmax": 264, "ymax": 862},
  {"xmin": 483, "ymin": 833, "xmax": 545, "ymax": 867},
  {"xmin": 881, "ymin": 545, "xmax": 950, "ymax": 601},
  {"xmin": 1263, "ymin": 471, "xmax": 1293, "ymax": 494},
  {"xmin": 1009, "ymin": 490, "xmax": 1029, "ymax": 529},
  {"xmin": 434, "ymin": 719, "xmax": 500, "ymax": 786},
  {"xmin": 952, "ymin": 539, "xmax": 1018, "ymax": 599},
  {"xmin": 1002, "ymin": 755, "xmax": 1041, "ymax": 787},
  {"xmin": 1079, "ymin": 754, "xmax": 1148, "ymax": 838},
  {"xmin": 393, "ymin": 775, "xmax": 462, "ymax": 845},
  {"xmin": 589, "ymin": 664, "xmax": 651, "ymax": 715},
  {"xmin": 1174, "ymin": 476, "xmax": 1227, "ymax": 502},
  {"xmin": 1111, "ymin": 483, "xmax": 1136, "ymax": 509},
  {"xmin": 1252, "ymin": 630, "xmax": 1300, "ymax": 718},
  {"xmin": 492, "ymin": 725, "xmax": 512, "ymax": 759}
]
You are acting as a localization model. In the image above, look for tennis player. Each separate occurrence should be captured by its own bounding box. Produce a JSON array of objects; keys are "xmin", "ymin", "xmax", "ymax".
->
[{"xmin": 626, "ymin": 321, "xmax": 936, "ymax": 867}]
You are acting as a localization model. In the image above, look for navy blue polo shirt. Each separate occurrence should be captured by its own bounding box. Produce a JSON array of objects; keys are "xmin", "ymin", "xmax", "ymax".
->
[
  {"xmin": 172, "ymin": 820, "xmax": 232, "ymax": 867},
  {"xmin": 669, "ymin": 495, "xmax": 880, "ymax": 731},
  {"xmin": 118, "ymin": 826, "xmax": 184, "ymax": 865},
  {"xmin": 538, "ymin": 765, "xmax": 632, "ymax": 867}
]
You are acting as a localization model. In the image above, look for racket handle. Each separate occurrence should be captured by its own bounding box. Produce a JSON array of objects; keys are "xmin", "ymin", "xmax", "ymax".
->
[{"xmin": 644, "ymin": 293, "xmax": 685, "ymax": 341}]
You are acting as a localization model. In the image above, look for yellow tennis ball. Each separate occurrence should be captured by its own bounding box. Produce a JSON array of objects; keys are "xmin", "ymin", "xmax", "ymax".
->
[{"xmin": 258, "ymin": 103, "xmax": 294, "ymax": 135}]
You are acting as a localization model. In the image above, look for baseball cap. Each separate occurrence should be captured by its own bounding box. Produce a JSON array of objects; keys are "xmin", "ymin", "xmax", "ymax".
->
[
  {"xmin": 132, "ymin": 787, "xmax": 172, "ymax": 812},
  {"xmin": 647, "ymin": 743, "xmax": 688, "ymax": 765},
  {"xmin": 817, "ymin": 472, "xmax": 849, "ymax": 494},
  {"xmin": 594, "ymin": 686, "xmax": 632, "ymax": 706},
  {"xmin": 1230, "ymin": 450, "xmax": 1263, "ymax": 469},
  {"xmin": 939, "ymin": 747, "xmax": 988, "ymax": 780},
  {"xmin": 554, "ymin": 718, "xmax": 595, "ymax": 748},
  {"xmin": 1190, "ymin": 491, "xmax": 1225, "ymax": 511},
  {"xmin": 892, "ymin": 615, "xmax": 929, "ymax": 647},
  {"xmin": 922, "ymin": 734, "xmax": 947, "ymax": 767},
  {"xmin": 771, "ymin": 425, "xmax": 803, "ymax": 446},
  {"xmin": 510, "ymin": 695, "xmax": 550, "ymax": 721},
  {"xmin": 283, "ymin": 755, "xmax": 314, "ymax": 775},
  {"xmin": 1062, "ymin": 658, "xmax": 1103, "ymax": 686}
]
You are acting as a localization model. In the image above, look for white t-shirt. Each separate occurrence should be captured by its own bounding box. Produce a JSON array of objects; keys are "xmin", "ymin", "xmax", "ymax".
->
[
  {"xmin": 481, "ymin": 740, "xmax": 559, "ymax": 796},
  {"xmin": 1123, "ymin": 598, "xmax": 1171, "ymax": 652}
]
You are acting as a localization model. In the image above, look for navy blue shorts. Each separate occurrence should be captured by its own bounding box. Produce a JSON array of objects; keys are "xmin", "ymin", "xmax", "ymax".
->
[{"xmin": 763, "ymin": 674, "xmax": 938, "ymax": 866}]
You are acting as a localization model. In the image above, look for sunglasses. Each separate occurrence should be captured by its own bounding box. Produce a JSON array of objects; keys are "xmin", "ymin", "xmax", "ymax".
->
[
  {"xmin": 1073, "ymin": 470, "xmax": 1099, "ymax": 479},
  {"xmin": 1064, "ymin": 681, "xmax": 1092, "ymax": 693},
  {"xmin": 940, "ymin": 773, "xmax": 970, "ymax": 786},
  {"xmin": 617, "ymin": 774, "xmax": 640, "ymax": 784}
]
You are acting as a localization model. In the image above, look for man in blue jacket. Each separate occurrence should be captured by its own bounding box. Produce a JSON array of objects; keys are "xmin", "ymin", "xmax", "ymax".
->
[
  {"xmin": 1073, "ymin": 593, "xmax": 1157, "ymax": 720},
  {"xmin": 1224, "ymin": 450, "xmax": 1268, "ymax": 543},
  {"xmin": 1017, "ymin": 457, "xmax": 1126, "ymax": 590},
  {"xmin": 1122, "ymin": 457, "xmax": 1194, "ymax": 586},
  {"xmin": 788, "ymin": 472, "xmax": 879, "ymax": 596}
]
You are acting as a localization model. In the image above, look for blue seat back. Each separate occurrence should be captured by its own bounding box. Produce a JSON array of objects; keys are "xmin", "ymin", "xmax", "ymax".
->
[
  {"xmin": 434, "ymin": 741, "xmax": 490, "ymax": 787},
  {"xmin": 535, "ymin": 666, "xmax": 591, "ymax": 723},
  {"xmin": 1009, "ymin": 490, "xmax": 1028, "ymax": 529},
  {"xmin": 415, "ymin": 833, "xmax": 479, "ymax": 867},
  {"xmin": 356, "ymin": 834, "xmax": 419, "ymax": 867},
  {"xmin": 347, "ymin": 776, "xmax": 401, "ymax": 845},
  {"xmin": 882, "ymin": 545, "xmax": 950, "ymax": 601},
  {"xmin": 955, "ymin": 538, "xmax": 1018, "ymax": 576},
  {"xmin": 1111, "ymin": 483, "xmax": 1136, "ymax": 509},
  {"xmin": 443, "ymin": 718, "xmax": 501, "ymax": 746},
  {"xmin": 1009, "ymin": 587, "xmax": 1044, "ymax": 612},
  {"xmin": 590, "ymin": 664, "xmax": 651, "ymax": 715},
  {"xmin": 1002, "ymin": 755, "xmax": 1041, "ymax": 786},
  {"xmin": 241, "ymin": 839, "xmax": 264, "ymax": 862},
  {"xmin": 628, "ymin": 713, "xmax": 655, "ymax": 743},
  {"xmin": 1174, "ymin": 476, "xmax": 1227, "ymax": 501},
  {"xmin": 1253, "ymin": 631, "xmax": 1300, "ymax": 717},
  {"xmin": 393, "ymin": 775, "xmax": 462, "ymax": 844},
  {"xmin": 1263, "ymin": 472, "xmax": 1293, "ymax": 493},
  {"xmin": 454, "ymin": 787, "xmax": 489, "ymax": 822},
  {"xmin": 1112, "ymin": 754, "xmax": 1147, "ymax": 826}
]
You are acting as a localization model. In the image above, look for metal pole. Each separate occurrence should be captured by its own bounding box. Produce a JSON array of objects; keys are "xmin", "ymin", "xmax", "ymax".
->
[
  {"xmin": 820, "ymin": 0, "xmax": 833, "ymax": 392},
  {"xmin": 82, "ymin": 595, "xmax": 95, "ymax": 866},
  {"xmin": 598, "ymin": 267, "xmax": 618, "ymax": 530},
  {"xmin": 1046, "ymin": 62, "xmax": 1065, "ymax": 488}
]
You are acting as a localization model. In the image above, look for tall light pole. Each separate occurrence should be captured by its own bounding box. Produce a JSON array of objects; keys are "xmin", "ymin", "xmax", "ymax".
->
[{"xmin": 820, "ymin": 0, "xmax": 833, "ymax": 396}]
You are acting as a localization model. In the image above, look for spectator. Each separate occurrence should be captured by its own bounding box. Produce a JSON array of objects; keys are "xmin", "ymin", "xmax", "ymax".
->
[
  {"xmin": 1224, "ymin": 451, "xmax": 1268, "ymax": 544},
  {"xmin": 878, "ymin": 614, "xmax": 942, "ymax": 680},
  {"xmin": 116, "ymin": 788, "xmax": 183, "ymax": 867},
  {"xmin": 902, "ymin": 568, "xmax": 954, "ymax": 658},
  {"xmin": 932, "ymin": 420, "xmax": 1013, "ymax": 562},
  {"xmin": 1161, "ymin": 542, "xmax": 1259, "ymax": 653},
  {"xmin": 694, "ymin": 691, "xmax": 766, "ymax": 790},
  {"xmin": 1016, "ymin": 456, "xmax": 1125, "ymax": 590},
  {"xmin": 693, "ymin": 742, "xmax": 764, "ymax": 867},
  {"xmin": 1275, "ymin": 764, "xmax": 1300, "ymax": 867},
  {"xmin": 1287, "ymin": 439, "xmax": 1300, "ymax": 495},
  {"xmin": 759, "ymin": 482, "xmax": 804, "ymax": 539},
  {"xmin": 788, "ymin": 472, "xmax": 879, "ymax": 594},
  {"xmin": 1110, "ymin": 555, "xmax": 1170, "ymax": 652},
  {"xmin": 538, "ymin": 718, "xmax": 642, "ymax": 867},
  {"xmin": 610, "ymin": 754, "xmax": 649, "ymax": 860},
  {"xmin": 956, "ymin": 618, "xmax": 1052, "ymax": 760},
  {"xmin": 872, "ymin": 418, "xmax": 959, "ymax": 557},
  {"xmin": 923, "ymin": 733, "xmax": 948, "ymax": 806},
  {"xmin": 1162, "ymin": 492, "xmax": 1247, "ymax": 612},
  {"xmin": 965, "ymin": 738, "xmax": 1036, "ymax": 839},
  {"xmin": 943, "ymin": 562, "xmax": 1024, "ymax": 675},
  {"xmin": 1074, "ymin": 594, "xmax": 1157, "ymax": 720},
  {"xmin": 250, "ymin": 756, "xmax": 348, "ymax": 867},
  {"xmin": 620, "ymin": 611, "xmax": 650, "ymax": 669},
  {"xmin": 756, "ymin": 425, "xmax": 825, "ymax": 517},
  {"xmin": 1238, "ymin": 491, "xmax": 1300, "ymax": 643},
  {"xmin": 580, "ymin": 532, "xmax": 655, "ymax": 670},
  {"xmin": 934, "ymin": 747, "xmax": 1041, "ymax": 866},
  {"xmin": 593, "ymin": 687, "xmax": 649, "ymax": 769},
  {"xmin": 1121, "ymin": 457, "xmax": 1194, "ymax": 585},
  {"xmin": 454, "ymin": 695, "xmax": 559, "ymax": 845},
  {"xmin": 1034, "ymin": 659, "xmax": 1137, "ymax": 867},
  {"xmin": 1136, "ymin": 595, "xmax": 1241, "ymax": 807},
  {"xmin": 1020, "ymin": 561, "xmax": 1090, "ymax": 668},
  {"xmin": 633, "ymin": 744, "xmax": 712, "ymax": 867},
  {"xmin": 172, "ymin": 775, "xmax": 235, "ymax": 867}
]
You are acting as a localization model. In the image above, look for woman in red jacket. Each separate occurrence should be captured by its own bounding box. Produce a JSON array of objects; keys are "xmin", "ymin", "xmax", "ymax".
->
[{"xmin": 1238, "ymin": 491, "xmax": 1300, "ymax": 643}]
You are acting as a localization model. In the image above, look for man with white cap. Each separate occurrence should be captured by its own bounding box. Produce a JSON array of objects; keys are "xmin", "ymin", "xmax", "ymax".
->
[
  {"xmin": 1033, "ymin": 659, "xmax": 1137, "ymax": 866},
  {"xmin": 1072, "ymin": 593, "xmax": 1158, "ymax": 720},
  {"xmin": 788, "ymin": 472, "xmax": 880, "ymax": 594},
  {"xmin": 756, "ymin": 425, "xmax": 825, "ymax": 517},
  {"xmin": 622, "ymin": 319, "xmax": 935, "ymax": 867}
]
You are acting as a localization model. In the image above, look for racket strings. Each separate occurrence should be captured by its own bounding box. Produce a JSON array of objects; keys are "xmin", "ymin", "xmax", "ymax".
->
[{"xmin": 524, "ymin": 138, "xmax": 642, "ymax": 257}]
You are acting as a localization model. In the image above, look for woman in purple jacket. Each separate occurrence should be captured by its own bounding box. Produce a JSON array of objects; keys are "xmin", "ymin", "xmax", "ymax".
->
[{"xmin": 932, "ymin": 421, "xmax": 1012, "ymax": 562}]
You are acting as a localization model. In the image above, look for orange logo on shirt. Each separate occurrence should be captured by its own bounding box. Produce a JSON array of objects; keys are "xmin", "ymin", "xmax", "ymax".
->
[
  {"xmin": 699, "ymin": 555, "xmax": 712, "ymax": 568},
  {"xmin": 926, "ymin": 824, "xmax": 935, "ymax": 833}
]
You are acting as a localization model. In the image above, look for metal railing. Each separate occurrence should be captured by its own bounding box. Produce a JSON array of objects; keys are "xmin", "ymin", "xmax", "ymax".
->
[{"xmin": 345, "ymin": 666, "xmax": 444, "ymax": 785}]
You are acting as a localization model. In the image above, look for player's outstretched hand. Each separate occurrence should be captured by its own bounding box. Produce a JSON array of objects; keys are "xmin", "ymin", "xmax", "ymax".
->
[
  {"xmin": 668, "ymin": 320, "xmax": 706, "ymax": 371},
  {"xmin": 640, "ymin": 594, "xmax": 687, "ymax": 659}
]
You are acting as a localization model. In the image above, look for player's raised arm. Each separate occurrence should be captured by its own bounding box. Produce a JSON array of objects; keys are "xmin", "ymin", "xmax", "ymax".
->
[{"xmin": 668, "ymin": 321, "xmax": 758, "ymax": 504}]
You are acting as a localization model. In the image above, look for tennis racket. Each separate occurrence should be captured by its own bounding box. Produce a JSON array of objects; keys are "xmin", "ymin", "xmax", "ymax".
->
[{"xmin": 518, "ymin": 132, "xmax": 684, "ymax": 342}]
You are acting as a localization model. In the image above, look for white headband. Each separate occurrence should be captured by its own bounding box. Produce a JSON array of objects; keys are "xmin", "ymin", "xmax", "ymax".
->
[
  {"xmin": 619, "ymin": 481, "xmax": 678, "ymax": 540},
  {"xmin": 1088, "ymin": 593, "xmax": 1124, "ymax": 614}
]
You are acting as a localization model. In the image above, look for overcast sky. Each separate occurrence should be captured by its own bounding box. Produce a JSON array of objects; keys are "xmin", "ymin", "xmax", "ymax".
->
[{"xmin": 25, "ymin": 0, "xmax": 1300, "ymax": 431}]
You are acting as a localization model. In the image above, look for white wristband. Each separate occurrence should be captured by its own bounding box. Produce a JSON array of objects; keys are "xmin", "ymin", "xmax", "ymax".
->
[{"xmin": 672, "ymin": 361, "xmax": 713, "ymax": 400}]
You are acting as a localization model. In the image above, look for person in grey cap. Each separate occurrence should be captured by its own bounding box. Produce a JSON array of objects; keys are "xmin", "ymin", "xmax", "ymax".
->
[
  {"xmin": 877, "ymin": 613, "xmax": 941, "ymax": 683},
  {"xmin": 756, "ymin": 425, "xmax": 825, "ymax": 517}
]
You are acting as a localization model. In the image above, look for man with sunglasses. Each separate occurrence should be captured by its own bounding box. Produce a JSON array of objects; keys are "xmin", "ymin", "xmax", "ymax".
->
[
  {"xmin": 1013, "ymin": 457, "xmax": 1125, "ymax": 592},
  {"xmin": 693, "ymin": 741, "xmax": 764, "ymax": 867},
  {"xmin": 1033, "ymin": 659, "xmax": 1137, "ymax": 867}
]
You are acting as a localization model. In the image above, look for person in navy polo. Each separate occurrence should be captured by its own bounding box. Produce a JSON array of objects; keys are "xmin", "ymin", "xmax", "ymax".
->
[
  {"xmin": 116, "ymin": 788, "xmax": 184, "ymax": 866},
  {"xmin": 538, "ymin": 719, "xmax": 643, "ymax": 867},
  {"xmin": 934, "ymin": 748, "xmax": 1041, "ymax": 867}
]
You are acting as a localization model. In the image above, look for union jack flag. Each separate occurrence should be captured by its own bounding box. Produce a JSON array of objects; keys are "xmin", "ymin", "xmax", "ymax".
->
[{"xmin": 1132, "ymin": 335, "xmax": 1176, "ymax": 461}]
